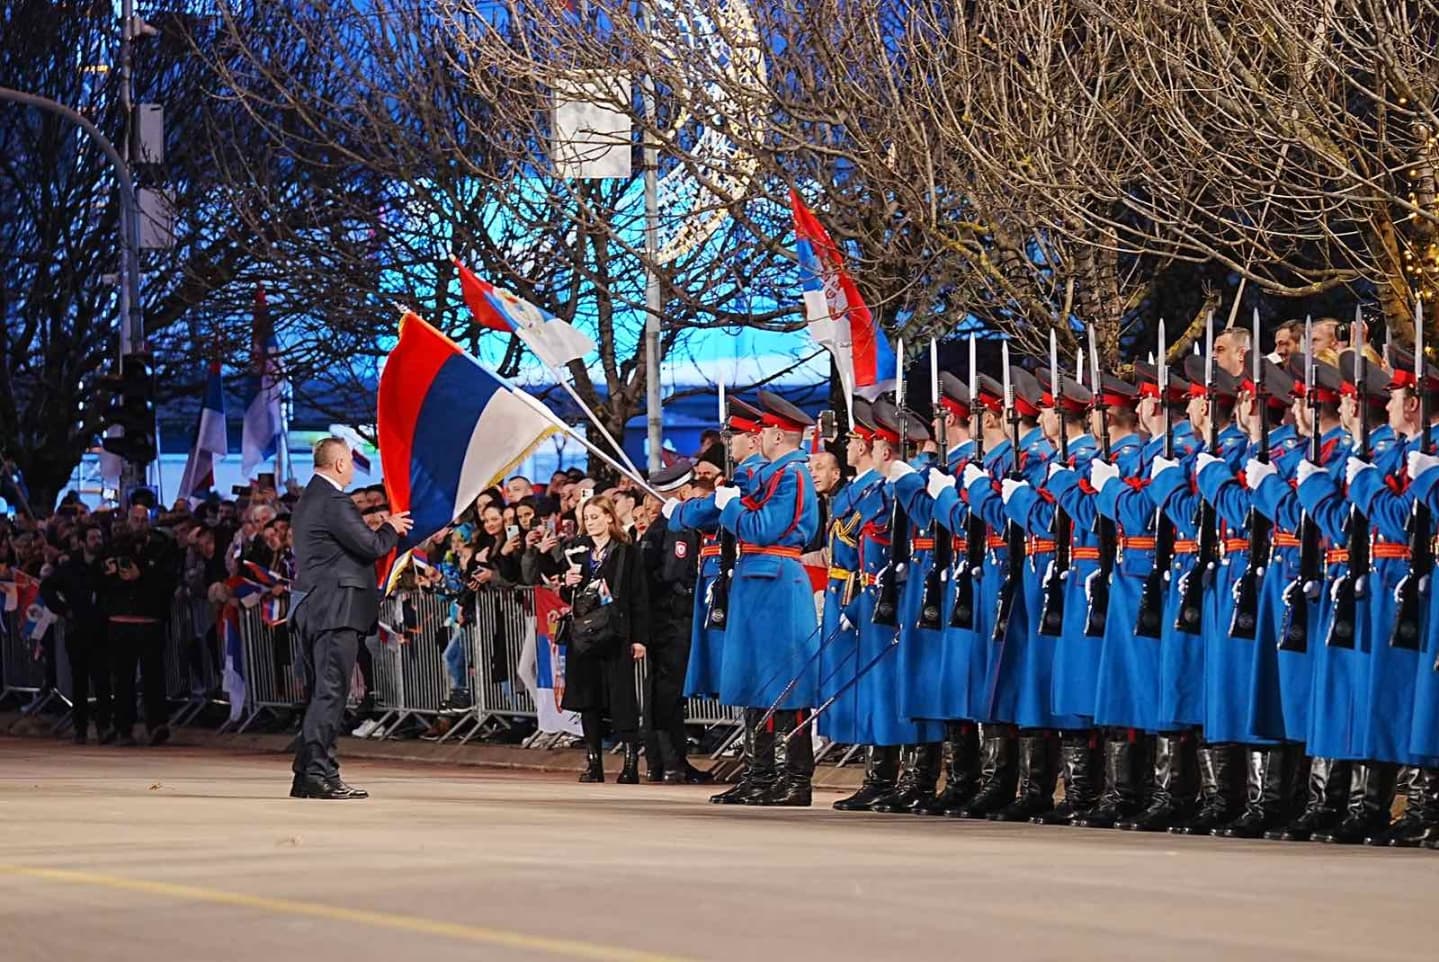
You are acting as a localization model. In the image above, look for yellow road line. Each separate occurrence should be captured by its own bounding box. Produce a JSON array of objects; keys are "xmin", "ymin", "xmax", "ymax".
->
[{"xmin": 0, "ymin": 863, "xmax": 695, "ymax": 962}]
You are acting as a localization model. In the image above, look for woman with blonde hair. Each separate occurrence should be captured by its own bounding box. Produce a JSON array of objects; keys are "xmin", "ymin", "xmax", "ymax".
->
[{"xmin": 552, "ymin": 495, "xmax": 651, "ymax": 783}]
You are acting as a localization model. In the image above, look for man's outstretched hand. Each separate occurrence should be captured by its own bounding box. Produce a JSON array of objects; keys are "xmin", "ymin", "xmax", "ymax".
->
[{"xmin": 386, "ymin": 511, "xmax": 414, "ymax": 536}]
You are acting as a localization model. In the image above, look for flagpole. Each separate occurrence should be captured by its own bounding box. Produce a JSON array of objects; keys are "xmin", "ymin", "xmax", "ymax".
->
[
  {"xmin": 520, "ymin": 394, "xmax": 663, "ymax": 501},
  {"xmin": 550, "ymin": 368, "xmax": 644, "ymax": 477},
  {"xmin": 641, "ymin": 0, "xmax": 664, "ymax": 474}
]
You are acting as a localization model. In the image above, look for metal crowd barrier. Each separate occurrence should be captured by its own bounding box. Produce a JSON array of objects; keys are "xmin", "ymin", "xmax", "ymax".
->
[
  {"xmin": 0, "ymin": 607, "xmax": 71, "ymax": 721},
  {"xmin": 364, "ymin": 590, "xmax": 456, "ymax": 740},
  {"xmin": 233, "ymin": 598, "xmax": 302, "ymax": 733},
  {"xmin": 470, "ymin": 585, "xmax": 538, "ymax": 736},
  {"xmin": 163, "ymin": 593, "xmax": 227, "ymax": 727}
]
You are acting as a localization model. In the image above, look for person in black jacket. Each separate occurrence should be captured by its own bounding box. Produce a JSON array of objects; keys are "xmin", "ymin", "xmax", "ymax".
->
[
  {"xmin": 639, "ymin": 460, "xmax": 714, "ymax": 784},
  {"xmin": 557, "ymin": 494, "xmax": 650, "ymax": 784},
  {"xmin": 41, "ymin": 524, "xmax": 113, "ymax": 744},
  {"xmin": 100, "ymin": 505, "xmax": 181, "ymax": 747},
  {"xmin": 288, "ymin": 438, "xmax": 411, "ymax": 800}
]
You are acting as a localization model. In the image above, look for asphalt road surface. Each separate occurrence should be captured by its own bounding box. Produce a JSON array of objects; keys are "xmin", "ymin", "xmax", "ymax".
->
[{"xmin": 2, "ymin": 740, "xmax": 1435, "ymax": 962}]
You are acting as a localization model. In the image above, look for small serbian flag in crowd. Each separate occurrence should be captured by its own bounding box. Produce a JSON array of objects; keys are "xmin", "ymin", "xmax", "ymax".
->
[
  {"xmin": 453, "ymin": 257, "xmax": 596, "ymax": 369},
  {"xmin": 528, "ymin": 587, "xmax": 582, "ymax": 736},
  {"xmin": 241, "ymin": 561, "xmax": 286, "ymax": 589},
  {"xmin": 790, "ymin": 189, "xmax": 895, "ymax": 401},
  {"xmin": 220, "ymin": 604, "xmax": 246, "ymax": 723},
  {"xmin": 378, "ymin": 310, "xmax": 559, "ymax": 559}
]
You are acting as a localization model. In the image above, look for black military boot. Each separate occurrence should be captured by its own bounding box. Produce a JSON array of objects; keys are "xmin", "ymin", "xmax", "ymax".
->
[
  {"xmin": 1171, "ymin": 743, "xmax": 1246, "ymax": 835},
  {"xmin": 873, "ymin": 743, "xmax": 943, "ymax": 814},
  {"xmin": 1218, "ymin": 745, "xmax": 1301, "ymax": 838},
  {"xmin": 834, "ymin": 745, "xmax": 900, "ymax": 812},
  {"xmin": 952, "ymin": 727, "xmax": 1019, "ymax": 819},
  {"xmin": 1034, "ymin": 731, "xmax": 1103, "ymax": 825},
  {"xmin": 1119, "ymin": 732, "xmax": 1199, "ymax": 831},
  {"xmin": 990, "ymin": 731, "xmax": 1059, "ymax": 821},
  {"xmin": 756, "ymin": 710, "xmax": 813, "ymax": 807},
  {"xmin": 935, "ymin": 722, "xmax": 982, "ymax": 816},
  {"xmin": 578, "ymin": 714, "xmax": 604, "ymax": 783},
  {"xmin": 1073, "ymin": 733, "xmax": 1148, "ymax": 829},
  {"xmin": 1315, "ymin": 762, "xmax": 1400, "ymax": 845},
  {"xmin": 1369, "ymin": 767, "xmax": 1439, "ymax": 847},
  {"xmin": 711, "ymin": 710, "xmax": 775, "ymax": 804},
  {"xmin": 1268, "ymin": 757, "xmax": 1350, "ymax": 841},
  {"xmin": 578, "ymin": 750, "xmax": 604, "ymax": 783}
]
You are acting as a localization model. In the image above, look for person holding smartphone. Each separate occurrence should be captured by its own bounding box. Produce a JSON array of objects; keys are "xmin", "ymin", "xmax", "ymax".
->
[{"xmin": 549, "ymin": 495, "xmax": 650, "ymax": 783}]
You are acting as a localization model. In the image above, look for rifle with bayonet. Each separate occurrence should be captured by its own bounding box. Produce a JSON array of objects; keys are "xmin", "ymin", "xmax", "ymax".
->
[
  {"xmin": 872, "ymin": 340, "xmax": 909, "ymax": 627},
  {"xmin": 918, "ymin": 337, "xmax": 951, "ymax": 631},
  {"xmin": 1038, "ymin": 328, "xmax": 1069, "ymax": 637},
  {"xmin": 992, "ymin": 340, "xmax": 1025, "ymax": 644},
  {"xmin": 1083, "ymin": 326, "xmax": 1114, "ymax": 637},
  {"xmin": 950, "ymin": 334, "xmax": 986, "ymax": 631},
  {"xmin": 1137, "ymin": 320, "xmax": 1174, "ymax": 638},
  {"xmin": 705, "ymin": 381, "xmax": 735, "ymax": 629},
  {"xmin": 1392, "ymin": 300, "xmax": 1430, "ymax": 651},
  {"xmin": 1280, "ymin": 316, "xmax": 1323, "ymax": 652},
  {"xmin": 1174, "ymin": 312, "xmax": 1218, "ymax": 635},
  {"xmin": 1228, "ymin": 309, "xmax": 1270, "ymax": 640}
]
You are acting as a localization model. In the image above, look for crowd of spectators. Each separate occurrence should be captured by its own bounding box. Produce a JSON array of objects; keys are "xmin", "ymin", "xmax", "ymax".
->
[{"xmin": 1, "ymin": 455, "xmax": 707, "ymax": 744}]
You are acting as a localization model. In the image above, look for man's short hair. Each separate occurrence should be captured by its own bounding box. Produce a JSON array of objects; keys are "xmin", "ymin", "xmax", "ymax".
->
[
  {"xmin": 313, "ymin": 437, "xmax": 349, "ymax": 469},
  {"xmin": 1218, "ymin": 327, "xmax": 1252, "ymax": 350}
]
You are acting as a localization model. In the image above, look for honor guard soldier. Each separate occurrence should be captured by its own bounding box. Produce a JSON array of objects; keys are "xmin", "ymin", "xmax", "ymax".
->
[
  {"xmin": 1118, "ymin": 360, "xmax": 1205, "ymax": 832},
  {"xmin": 711, "ymin": 391, "xmax": 821, "ymax": 806},
  {"xmin": 859, "ymin": 398, "xmax": 946, "ymax": 813},
  {"xmin": 934, "ymin": 372, "xmax": 1021, "ymax": 817},
  {"xmin": 644, "ymin": 459, "xmax": 715, "ymax": 785},
  {"xmin": 1072, "ymin": 372, "xmax": 1156, "ymax": 829},
  {"xmin": 966, "ymin": 363, "xmax": 1073, "ymax": 821},
  {"xmin": 826, "ymin": 399, "xmax": 895, "ymax": 810},
  {"xmin": 1032, "ymin": 369, "xmax": 1106, "ymax": 825},
  {"xmin": 892, "ymin": 372, "xmax": 984, "ymax": 815}
]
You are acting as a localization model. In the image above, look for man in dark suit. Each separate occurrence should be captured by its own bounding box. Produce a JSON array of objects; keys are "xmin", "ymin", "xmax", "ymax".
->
[{"xmin": 289, "ymin": 437, "xmax": 411, "ymax": 799}]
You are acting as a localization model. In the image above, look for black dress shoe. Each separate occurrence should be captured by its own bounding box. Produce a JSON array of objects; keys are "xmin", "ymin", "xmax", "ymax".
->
[
  {"xmin": 292, "ymin": 775, "xmax": 366, "ymax": 799},
  {"xmin": 646, "ymin": 768, "xmax": 666, "ymax": 783},
  {"xmin": 751, "ymin": 778, "xmax": 812, "ymax": 807}
]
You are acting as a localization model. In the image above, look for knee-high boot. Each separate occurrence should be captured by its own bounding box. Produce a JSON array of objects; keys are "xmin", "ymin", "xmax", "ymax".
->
[
  {"xmin": 833, "ymin": 745, "xmax": 900, "ymax": 812},
  {"xmin": 710, "ymin": 708, "xmax": 776, "ymax": 804},
  {"xmin": 935, "ymin": 722, "xmax": 982, "ymax": 816},
  {"xmin": 1033, "ymin": 730, "xmax": 1103, "ymax": 825},
  {"xmin": 578, "ymin": 712, "xmax": 604, "ymax": 783},
  {"xmin": 1267, "ymin": 757, "xmax": 1351, "ymax": 841},
  {"xmin": 1171, "ymin": 742, "xmax": 1247, "ymax": 835},
  {"xmin": 1073, "ymin": 732, "xmax": 1149, "ymax": 829},
  {"xmin": 1119, "ymin": 731, "xmax": 1199, "ymax": 831},
  {"xmin": 952, "ymin": 725, "xmax": 1019, "ymax": 819},
  {"xmin": 1314, "ymin": 761, "xmax": 1400, "ymax": 844},
  {"xmin": 872, "ymin": 743, "xmax": 943, "ymax": 814},
  {"xmin": 991, "ymin": 731, "xmax": 1059, "ymax": 821},
  {"xmin": 1373, "ymin": 768, "xmax": 1439, "ymax": 847},
  {"xmin": 1219, "ymin": 744, "xmax": 1303, "ymax": 838}
]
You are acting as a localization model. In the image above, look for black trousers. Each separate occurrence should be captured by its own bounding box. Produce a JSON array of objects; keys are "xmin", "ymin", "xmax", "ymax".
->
[
  {"xmin": 108, "ymin": 620, "xmax": 166, "ymax": 735},
  {"xmin": 644, "ymin": 612, "xmax": 692, "ymax": 768},
  {"xmin": 67, "ymin": 625, "xmax": 112, "ymax": 736},
  {"xmin": 293, "ymin": 626, "xmax": 359, "ymax": 779}
]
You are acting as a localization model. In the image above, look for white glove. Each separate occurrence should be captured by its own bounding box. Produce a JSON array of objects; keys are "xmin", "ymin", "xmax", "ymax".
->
[
  {"xmin": 927, "ymin": 470, "xmax": 956, "ymax": 500},
  {"xmin": 1296, "ymin": 459, "xmax": 1325, "ymax": 486},
  {"xmin": 1408, "ymin": 450, "xmax": 1439, "ymax": 482},
  {"xmin": 1243, "ymin": 457, "xmax": 1276, "ymax": 492},
  {"xmin": 1345, "ymin": 456, "xmax": 1375, "ymax": 488},
  {"xmin": 1001, "ymin": 478, "xmax": 1028, "ymax": 503},
  {"xmin": 1047, "ymin": 461, "xmax": 1068, "ymax": 481},
  {"xmin": 839, "ymin": 614, "xmax": 855, "ymax": 632},
  {"xmin": 1088, "ymin": 459, "xmax": 1119, "ymax": 492},
  {"xmin": 661, "ymin": 498, "xmax": 680, "ymax": 520},
  {"xmin": 713, "ymin": 485, "xmax": 741, "ymax": 511},
  {"xmin": 962, "ymin": 464, "xmax": 987, "ymax": 489},
  {"xmin": 887, "ymin": 459, "xmax": 917, "ymax": 482},
  {"xmin": 1195, "ymin": 452, "xmax": 1222, "ymax": 475},
  {"xmin": 1149, "ymin": 455, "xmax": 1180, "ymax": 482}
]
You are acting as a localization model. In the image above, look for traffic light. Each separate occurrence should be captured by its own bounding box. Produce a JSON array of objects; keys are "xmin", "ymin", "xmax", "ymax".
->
[{"xmin": 100, "ymin": 353, "xmax": 157, "ymax": 465}]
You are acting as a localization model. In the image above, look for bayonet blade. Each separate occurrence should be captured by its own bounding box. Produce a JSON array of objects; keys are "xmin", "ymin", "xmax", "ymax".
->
[
  {"xmin": 968, "ymin": 333, "xmax": 977, "ymax": 401},
  {"xmin": 1049, "ymin": 329, "xmax": 1060, "ymax": 404},
  {"xmin": 1002, "ymin": 340, "xmax": 1013, "ymax": 410},
  {"xmin": 1158, "ymin": 318, "xmax": 1168, "ymax": 396}
]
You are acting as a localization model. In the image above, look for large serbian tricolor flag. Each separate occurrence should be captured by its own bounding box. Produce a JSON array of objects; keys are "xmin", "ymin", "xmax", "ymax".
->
[
  {"xmin": 790, "ymin": 189, "xmax": 895, "ymax": 403},
  {"xmin": 378, "ymin": 311, "xmax": 559, "ymax": 571}
]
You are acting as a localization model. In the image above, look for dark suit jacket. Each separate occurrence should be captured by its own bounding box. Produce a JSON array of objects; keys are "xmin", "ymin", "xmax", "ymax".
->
[{"xmin": 290, "ymin": 475, "xmax": 399, "ymax": 635}]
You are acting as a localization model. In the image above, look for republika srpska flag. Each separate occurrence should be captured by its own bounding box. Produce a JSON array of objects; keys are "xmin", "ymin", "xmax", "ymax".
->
[
  {"xmin": 177, "ymin": 362, "xmax": 228, "ymax": 501},
  {"xmin": 453, "ymin": 257, "xmax": 597, "ymax": 369},
  {"xmin": 378, "ymin": 311, "xmax": 559, "ymax": 559},
  {"xmin": 789, "ymin": 190, "xmax": 895, "ymax": 401}
]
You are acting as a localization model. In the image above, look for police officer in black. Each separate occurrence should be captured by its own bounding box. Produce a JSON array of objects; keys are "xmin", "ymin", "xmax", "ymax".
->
[{"xmin": 639, "ymin": 459, "xmax": 715, "ymax": 784}]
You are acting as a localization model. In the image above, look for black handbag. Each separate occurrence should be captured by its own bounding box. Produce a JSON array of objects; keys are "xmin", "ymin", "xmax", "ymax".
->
[{"xmin": 567, "ymin": 548, "xmax": 626, "ymax": 654}]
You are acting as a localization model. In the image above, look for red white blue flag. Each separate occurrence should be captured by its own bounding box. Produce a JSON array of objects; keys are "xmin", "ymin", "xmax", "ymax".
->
[
  {"xmin": 378, "ymin": 311, "xmax": 559, "ymax": 557},
  {"xmin": 790, "ymin": 190, "xmax": 895, "ymax": 401},
  {"xmin": 177, "ymin": 362, "xmax": 227, "ymax": 500}
]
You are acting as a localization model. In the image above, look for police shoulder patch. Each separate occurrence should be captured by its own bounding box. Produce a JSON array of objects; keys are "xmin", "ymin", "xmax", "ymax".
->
[{"xmin": 674, "ymin": 541, "xmax": 688, "ymax": 559}]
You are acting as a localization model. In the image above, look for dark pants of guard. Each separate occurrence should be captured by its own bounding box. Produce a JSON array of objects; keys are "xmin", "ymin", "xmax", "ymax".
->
[
  {"xmin": 67, "ymin": 625, "xmax": 112, "ymax": 736},
  {"xmin": 108, "ymin": 620, "xmax": 166, "ymax": 735},
  {"xmin": 644, "ymin": 612, "xmax": 693, "ymax": 768},
  {"xmin": 292, "ymin": 626, "xmax": 359, "ymax": 779}
]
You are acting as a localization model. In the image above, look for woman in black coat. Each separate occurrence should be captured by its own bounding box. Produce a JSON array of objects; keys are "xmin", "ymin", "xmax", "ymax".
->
[{"xmin": 559, "ymin": 494, "xmax": 650, "ymax": 784}]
